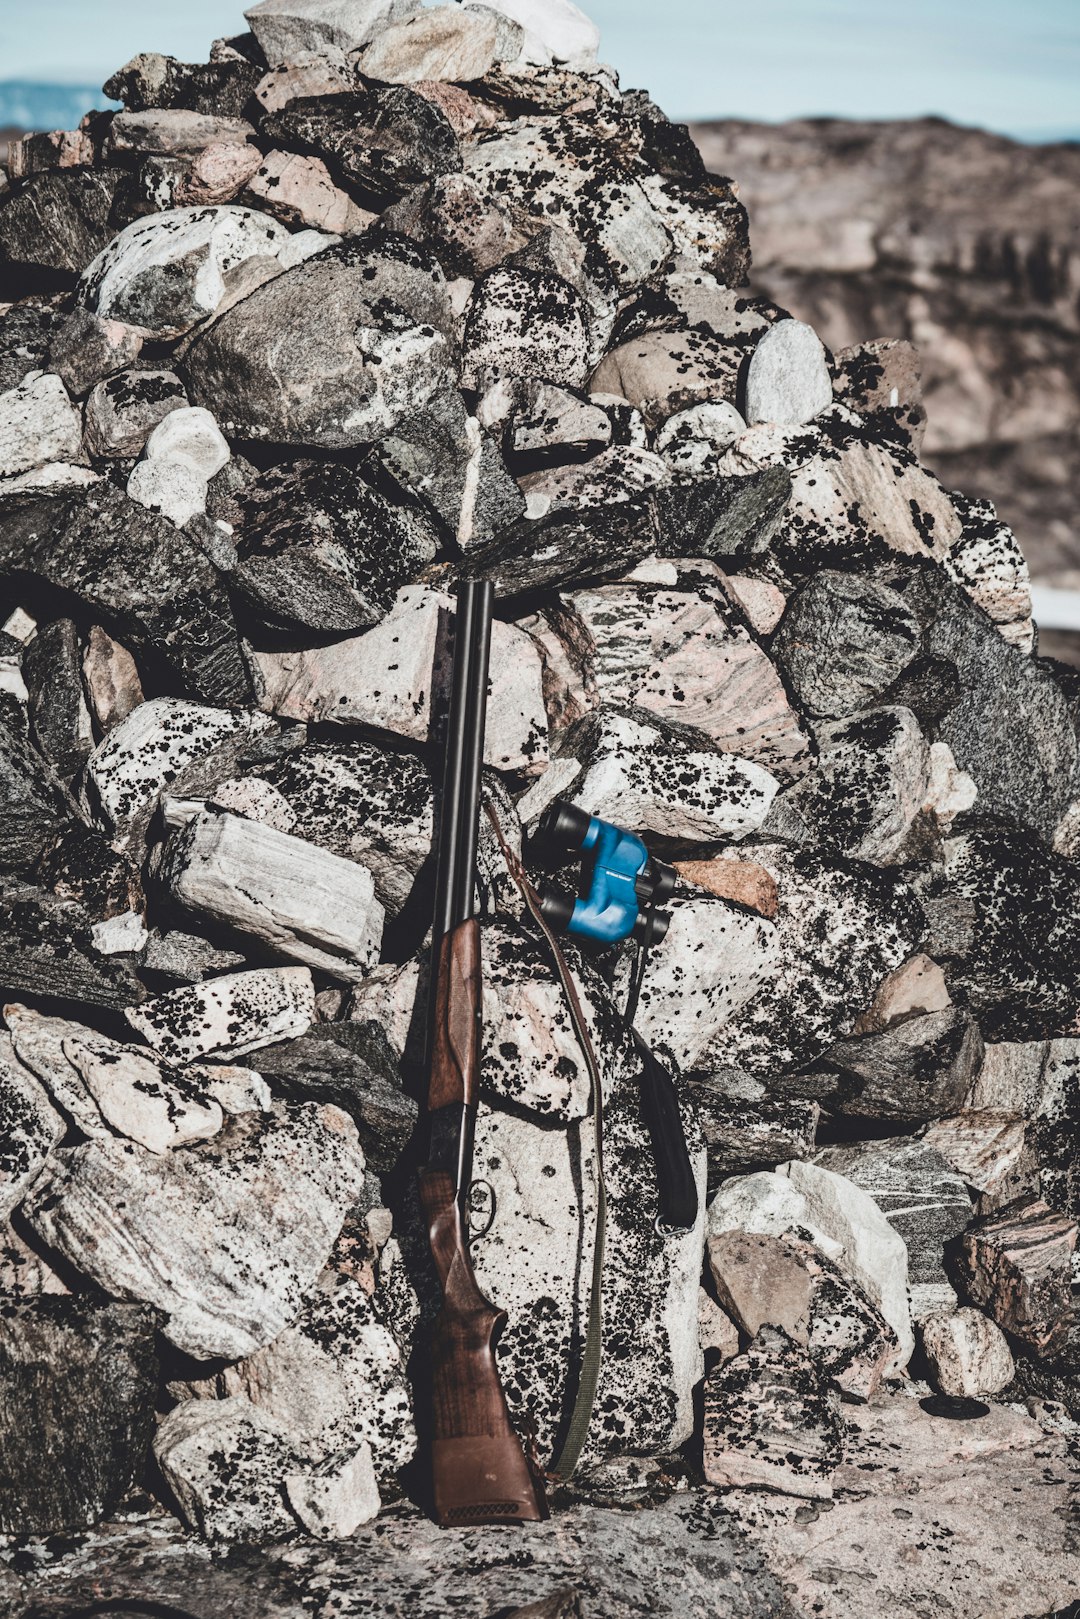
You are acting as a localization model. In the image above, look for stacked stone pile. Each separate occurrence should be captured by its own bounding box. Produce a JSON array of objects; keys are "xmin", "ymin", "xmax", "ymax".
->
[{"xmin": 1, "ymin": 1, "xmax": 1080, "ymax": 1613}]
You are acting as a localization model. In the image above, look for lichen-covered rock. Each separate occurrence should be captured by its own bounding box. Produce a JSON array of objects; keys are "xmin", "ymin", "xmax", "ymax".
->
[
  {"xmin": 516, "ymin": 706, "xmax": 780, "ymax": 842},
  {"xmin": 63, "ymin": 1038, "xmax": 224, "ymax": 1155},
  {"xmin": 260, "ymin": 86, "xmax": 462, "ymax": 203},
  {"xmin": 86, "ymin": 695, "xmax": 272, "ymax": 847},
  {"xmin": 703, "ymin": 1325, "xmax": 843, "ymax": 1499},
  {"xmin": 462, "ymin": 266, "xmax": 591, "ymax": 389},
  {"xmin": 183, "ymin": 233, "xmax": 459, "ymax": 447},
  {"xmin": 0, "ymin": 1033, "xmax": 65, "ymax": 1220},
  {"xmin": 0, "ymin": 169, "xmax": 126, "ymax": 280},
  {"xmin": 24, "ymin": 1102, "xmax": 366, "ymax": 1359},
  {"xmin": 153, "ymin": 1393, "xmax": 305, "ymax": 1543},
  {"xmin": 83, "ymin": 368, "xmax": 188, "ymax": 459},
  {"xmin": 203, "ymin": 1270, "xmax": 416, "ymax": 1482},
  {"xmin": 229, "ymin": 459, "xmax": 439, "ymax": 632},
  {"xmin": 126, "ymin": 966, "xmax": 316, "ymax": 1063},
  {"xmin": 945, "ymin": 490, "xmax": 1033, "ymax": 651},
  {"xmin": 814, "ymin": 1008, "xmax": 983, "ymax": 1122},
  {"xmin": 558, "ymin": 582, "xmax": 812, "ymax": 780},
  {"xmin": 77, "ymin": 206, "xmax": 295, "ymax": 338},
  {"xmin": 248, "ymin": 584, "xmax": 548, "ymax": 774}
]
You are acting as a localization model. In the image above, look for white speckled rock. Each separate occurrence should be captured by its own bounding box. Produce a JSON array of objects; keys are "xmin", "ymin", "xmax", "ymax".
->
[
  {"xmin": 0, "ymin": 371, "xmax": 83, "ymax": 479},
  {"xmin": 244, "ymin": 0, "xmax": 415, "ymax": 62},
  {"xmin": 744, "ymin": 319, "xmax": 833, "ymax": 427},
  {"xmin": 86, "ymin": 696, "xmax": 273, "ymax": 844},
  {"xmin": 477, "ymin": 0, "xmax": 599, "ymax": 66},
  {"xmin": 707, "ymin": 1171, "xmax": 845, "ymax": 1264},
  {"xmin": 76, "ymin": 206, "xmax": 296, "ymax": 339},
  {"xmin": 616, "ymin": 892, "xmax": 779, "ymax": 1072},
  {"xmin": 209, "ymin": 1271, "xmax": 416, "ymax": 1481},
  {"xmin": 143, "ymin": 405, "xmax": 231, "ymax": 479},
  {"xmin": 946, "ymin": 491, "xmax": 1034, "ymax": 652},
  {"xmin": 160, "ymin": 808, "xmax": 384, "ymax": 982},
  {"xmin": 127, "ymin": 457, "xmax": 208, "ymax": 527},
  {"xmin": 463, "ymin": 1053, "xmax": 706, "ymax": 1467},
  {"xmin": 248, "ymin": 584, "xmax": 548, "ymax": 774},
  {"xmin": 656, "ymin": 401, "xmax": 747, "ymax": 474},
  {"xmin": 63, "ymin": 1037, "xmax": 223, "ymax": 1154},
  {"xmin": 154, "ymin": 1394, "xmax": 305, "ymax": 1543},
  {"xmin": 90, "ymin": 909, "xmax": 149, "ymax": 956},
  {"xmin": 516, "ymin": 707, "xmax": 780, "ymax": 842},
  {"xmin": 0, "ymin": 1033, "xmax": 65, "ymax": 1220},
  {"xmin": 24, "ymin": 1101, "xmax": 365, "ymax": 1358},
  {"xmin": 560, "ymin": 583, "xmax": 812, "ymax": 781},
  {"xmin": 919, "ymin": 1306, "xmax": 1015, "ymax": 1398},
  {"xmin": 189, "ymin": 1063, "xmax": 272, "ymax": 1116},
  {"xmin": 126, "ymin": 967, "xmax": 316, "ymax": 1063},
  {"xmin": 285, "ymin": 1443, "xmax": 381, "ymax": 1539}
]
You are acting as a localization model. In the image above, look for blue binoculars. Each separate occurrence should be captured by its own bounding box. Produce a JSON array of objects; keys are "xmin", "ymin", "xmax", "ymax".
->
[{"xmin": 535, "ymin": 801, "xmax": 677, "ymax": 946}]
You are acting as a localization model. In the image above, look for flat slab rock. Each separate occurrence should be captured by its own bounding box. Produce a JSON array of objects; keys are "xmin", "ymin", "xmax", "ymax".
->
[
  {"xmin": 0, "ymin": 1493, "xmax": 794, "ymax": 1619},
  {"xmin": 23, "ymin": 1101, "xmax": 366, "ymax": 1360},
  {"xmin": 721, "ymin": 1391, "xmax": 1080, "ymax": 1619}
]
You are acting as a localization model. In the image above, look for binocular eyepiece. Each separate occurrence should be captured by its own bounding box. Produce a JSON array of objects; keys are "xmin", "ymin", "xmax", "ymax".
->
[{"xmin": 533, "ymin": 800, "xmax": 676, "ymax": 947}]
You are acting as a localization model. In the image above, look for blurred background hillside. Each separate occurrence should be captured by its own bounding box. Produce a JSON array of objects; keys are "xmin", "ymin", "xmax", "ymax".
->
[{"xmin": 1, "ymin": 0, "xmax": 1078, "ymax": 646}]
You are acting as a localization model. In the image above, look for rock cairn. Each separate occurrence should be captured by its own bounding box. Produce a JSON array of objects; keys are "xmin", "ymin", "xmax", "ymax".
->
[{"xmin": 1, "ymin": 1, "xmax": 1079, "ymax": 1610}]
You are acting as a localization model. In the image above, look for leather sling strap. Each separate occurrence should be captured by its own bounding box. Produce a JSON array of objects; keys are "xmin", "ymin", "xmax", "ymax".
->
[{"xmin": 484, "ymin": 804, "xmax": 607, "ymax": 1483}]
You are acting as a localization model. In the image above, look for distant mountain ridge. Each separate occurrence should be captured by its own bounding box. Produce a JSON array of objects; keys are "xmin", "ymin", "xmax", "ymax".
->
[{"xmin": 0, "ymin": 81, "xmax": 117, "ymax": 132}]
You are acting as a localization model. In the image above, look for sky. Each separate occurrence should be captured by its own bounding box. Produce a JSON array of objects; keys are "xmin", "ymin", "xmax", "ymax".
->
[{"xmin": 0, "ymin": 0, "xmax": 1078, "ymax": 137}]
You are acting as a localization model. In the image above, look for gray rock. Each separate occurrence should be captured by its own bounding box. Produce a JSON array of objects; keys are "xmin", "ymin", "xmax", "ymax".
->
[
  {"xmin": 126, "ymin": 456, "xmax": 208, "ymax": 527},
  {"xmin": 358, "ymin": 5, "xmax": 520, "ymax": 83},
  {"xmin": 0, "ymin": 709, "xmax": 70, "ymax": 874},
  {"xmin": 230, "ymin": 459, "xmax": 439, "ymax": 633},
  {"xmin": 77, "ymin": 206, "xmax": 295, "ymax": 339},
  {"xmin": 0, "ymin": 1033, "xmax": 65, "ymax": 1220},
  {"xmin": 515, "ymin": 706, "xmax": 780, "ymax": 843},
  {"xmin": 83, "ymin": 368, "xmax": 188, "ymax": 459},
  {"xmin": 0, "ymin": 370, "xmax": 84, "ymax": 480},
  {"xmin": 772, "ymin": 571, "xmax": 923, "ymax": 721},
  {"xmin": 0, "ymin": 883, "xmax": 146, "ymax": 1012},
  {"xmin": 377, "ymin": 388, "xmax": 526, "ymax": 547},
  {"xmin": 262, "ymin": 87, "xmax": 461, "ymax": 204},
  {"xmin": 381, "ymin": 168, "xmax": 535, "ymax": 277},
  {"xmin": 244, "ymin": 0, "xmax": 414, "ymax": 62},
  {"xmin": 0, "ymin": 298, "xmax": 65, "ymax": 393},
  {"xmin": 25, "ymin": 1101, "xmax": 366, "ymax": 1359},
  {"xmin": 811, "ymin": 1138, "xmax": 972, "ymax": 1319},
  {"xmin": 703, "ymin": 1325, "xmax": 843, "ymax": 1499},
  {"xmin": 160, "ymin": 807, "xmax": 384, "ymax": 982},
  {"xmin": 251, "ymin": 1022, "xmax": 416, "ymax": 1170},
  {"xmin": 0, "ymin": 1299, "xmax": 159, "ymax": 1534},
  {"xmin": 481, "ymin": 0, "xmax": 600, "ymax": 66},
  {"xmin": 518, "ymin": 443, "xmax": 670, "ymax": 517},
  {"xmin": 686, "ymin": 1083, "xmax": 819, "ymax": 1191},
  {"xmin": 744, "ymin": 318, "xmax": 833, "ymax": 426},
  {"xmin": 815, "ymin": 1009, "xmax": 984, "ymax": 1122},
  {"xmin": 142, "ymin": 928, "xmax": 248, "ymax": 985},
  {"xmin": 184, "ymin": 234, "xmax": 459, "ymax": 448},
  {"xmin": 655, "ymin": 400, "xmax": 746, "ymax": 473},
  {"xmin": 0, "ymin": 169, "xmax": 126, "ymax": 280},
  {"xmin": 126, "ymin": 966, "xmax": 316, "ymax": 1063},
  {"xmin": 46, "ymin": 306, "xmax": 147, "ymax": 399},
  {"xmin": 462, "ymin": 265, "xmax": 590, "ymax": 389},
  {"xmin": 0, "ymin": 484, "xmax": 251, "ymax": 705},
  {"xmin": 61, "ymin": 1038, "xmax": 224, "ymax": 1155},
  {"xmin": 104, "ymin": 109, "xmax": 257, "ymax": 159}
]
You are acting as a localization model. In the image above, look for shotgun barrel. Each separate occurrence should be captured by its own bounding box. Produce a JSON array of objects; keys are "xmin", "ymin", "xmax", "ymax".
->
[{"xmin": 419, "ymin": 577, "xmax": 547, "ymax": 1528}]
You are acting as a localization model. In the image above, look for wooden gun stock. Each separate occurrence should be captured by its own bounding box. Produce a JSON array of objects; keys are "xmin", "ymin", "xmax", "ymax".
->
[{"xmin": 421, "ymin": 580, "xmax": 546, "ymax": 1527}]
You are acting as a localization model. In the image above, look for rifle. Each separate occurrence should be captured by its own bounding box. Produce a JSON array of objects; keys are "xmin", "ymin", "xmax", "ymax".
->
[{"xmin": 419, "ymin": 576, "xmax": 548, "ymax": 1528}]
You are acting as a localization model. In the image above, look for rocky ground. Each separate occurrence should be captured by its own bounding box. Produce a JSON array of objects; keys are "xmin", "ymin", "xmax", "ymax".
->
[{"xmin": 1, "ymin": 2, "xmax": 1080, "ymax": 1616}]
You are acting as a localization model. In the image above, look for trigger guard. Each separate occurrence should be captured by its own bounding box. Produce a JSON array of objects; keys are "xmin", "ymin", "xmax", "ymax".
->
[{"xmin": 467, "ymin": 1178, "xmax": 497, "ymax": 1239}]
